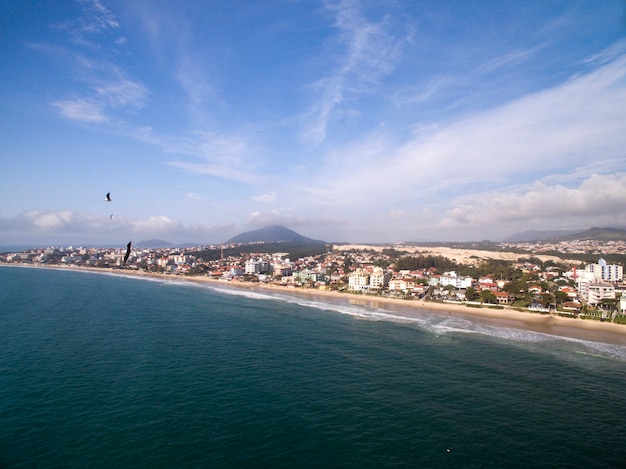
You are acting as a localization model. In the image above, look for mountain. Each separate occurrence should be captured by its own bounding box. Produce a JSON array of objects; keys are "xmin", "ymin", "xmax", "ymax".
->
[
  {"xmin": 504, "ymin": 227, "xmax": 626, "ymax": 243},
  {"xmin": 503, "ymin": 229, "xmax": 582, "ymax": 242},
  {"xmin": 226, "ymin": 225, "xmax": 325, "ymax": 245},
  {"xmin": 553, "ymin": 227, "xmax": 626, "ymax": 242},
  {"xmin": 135, "ymin": 239, "xmax": 175, "ymax": 248}
]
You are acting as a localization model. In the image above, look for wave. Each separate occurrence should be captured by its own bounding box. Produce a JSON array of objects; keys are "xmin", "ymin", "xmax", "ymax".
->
[
  {"xmin": 22, "ymin": 268, "xmax": 624, "ymax": 363},
  {"xmin": 207, "ymin": 285, "xmax": 626, "ymax": 362}
]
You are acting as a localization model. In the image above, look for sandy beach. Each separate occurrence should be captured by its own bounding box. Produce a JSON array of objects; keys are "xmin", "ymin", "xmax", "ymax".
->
[{"xmin": 12, "ymin": 263, "xmax": 624, "ymax": 346}]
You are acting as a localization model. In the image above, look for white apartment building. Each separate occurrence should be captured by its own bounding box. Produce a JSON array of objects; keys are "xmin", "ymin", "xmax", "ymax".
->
[
  {"xmin": 245, "ymin": 258, "xmax": 270, "ymax": 275},
  {"xmin": 577, "ymin": 258, "xmax": 623, "ymax": 303},
  {"xmin": 369, "ymin": 268, "xmax": 391, "ymax": 290},
  {"xmin": 440, "ymin": 271, "xmax": 473, "ymax": 289},
  {"xmin": 388, "ymin": 279, "xmax": 416, "ymax": 293},
  {"xmin": 348, "ymin": 270, "xmax": 370, "ymax": 292},
  {"xmin": 586, "ymin": 283, "xmax": 615, "ymax": 306},
  {"xmin": 272, "ymin": 263, "xmax": 293, "ymax": 277},
  {"xmin": 584, "ymin": 258, "xmax": 623, "ymax": 282}
]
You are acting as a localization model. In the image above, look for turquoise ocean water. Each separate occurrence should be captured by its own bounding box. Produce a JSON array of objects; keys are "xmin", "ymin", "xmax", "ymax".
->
[{"xmin": 1, "ymin": 265, "xmax": 625, "ymax": 468}]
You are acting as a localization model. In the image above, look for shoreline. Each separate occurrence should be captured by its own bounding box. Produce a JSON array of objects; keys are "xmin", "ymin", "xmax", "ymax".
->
[{"xmin": 4, "ymin": 263, "xmax": 626, "ymax": 346}]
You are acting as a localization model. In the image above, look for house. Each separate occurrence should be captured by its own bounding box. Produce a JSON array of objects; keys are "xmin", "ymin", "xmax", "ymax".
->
[
  {"xmin": 493, "ymin": 291, "xmax": 513, "ymax": 304},
  {"xmin": 559, "ymin": 286, "xmax": 578, "ymax": 299},
  {"xmin": 478, "ymin": 276, "xmax": 498, "ymax": 291}
]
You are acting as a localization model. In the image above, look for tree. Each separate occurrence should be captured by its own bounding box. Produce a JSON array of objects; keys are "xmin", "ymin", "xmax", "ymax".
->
[
  {"xmin": 479, "ymin": 290, "xmax": 497, "ymax": 304},
  {"xmin": 465, "ymin": 286, "xmax": 479, "ymax": 301},
  {"xmin": 553, "ymin": 291, "xmax": 569, "ymax": 307},
  {"xmin": 540, "ymin": 293, "xmax": 555, "ymax": 308}
]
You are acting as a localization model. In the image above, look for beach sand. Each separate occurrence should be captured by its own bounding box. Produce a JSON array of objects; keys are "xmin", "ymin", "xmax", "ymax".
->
[{"xmin": 6, "ymin": 264, "xmax": 626, "ymax": 346}]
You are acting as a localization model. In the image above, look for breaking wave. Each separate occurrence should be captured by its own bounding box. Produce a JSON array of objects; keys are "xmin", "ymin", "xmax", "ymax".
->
[{"xmin": 207, "ymin": 285, "xmax": 626, "ymax": 362}]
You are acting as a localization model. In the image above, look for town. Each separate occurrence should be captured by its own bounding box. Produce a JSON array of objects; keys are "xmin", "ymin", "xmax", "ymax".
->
[{"xmin": 2, "ymin": 238, "xmax": 626, "ymax": 323}]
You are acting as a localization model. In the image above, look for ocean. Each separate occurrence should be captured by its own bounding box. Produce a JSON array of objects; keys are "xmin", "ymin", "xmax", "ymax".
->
[{"xmin": 1, "ymin": 266, "xmax": 625, "ymax": 468}]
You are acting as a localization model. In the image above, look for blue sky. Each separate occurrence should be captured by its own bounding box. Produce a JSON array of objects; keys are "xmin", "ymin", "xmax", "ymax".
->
[{"xmin": 1, "ymin": 0, "xmax": 626, "ymax": 246}]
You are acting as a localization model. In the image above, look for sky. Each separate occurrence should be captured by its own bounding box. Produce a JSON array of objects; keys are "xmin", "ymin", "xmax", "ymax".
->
[{"xmin": 1, "ymin": 0, "xmax": 626, "ymax": 246}]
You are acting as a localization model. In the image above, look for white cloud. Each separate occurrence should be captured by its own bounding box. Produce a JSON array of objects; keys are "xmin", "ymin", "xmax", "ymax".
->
[
  {"xmin": 303, "ymin": 52, "xmax": 626, "ymax": 211},
  {"xmin": 301, "ymin": 0, "xmax": 405, "ymax": 145},
  {"xmin": 52, "ymin": 69, "xmax": 148, "ymax": 122},
  {"xmin": 0, "ymin": 210, "xmax": 229, "ymax": 245},
  {"xmin": 78, "ymin": 0, "xmax": 120, "ymax": 33},
  {"xmin": 176, "ymin": 56, "xmax": 217, "ymax": 108},
  {"xmin": 247, "ymin": 211, "xmax": 345, "ymax": 230},
  {"xmin": 252, "ymin": 192, "xmax": 277, "ymax": 204},
  {"xmin": 93, "ymin": 74, "xmax": 149, "ymax": 109},
  {"xmin": 159, "ymin": 130, "xmax": 259, "ymax": 184},
  {"xmin": 53, "ymin": 99, "xmax": 107, "ymax": 122},
  {"xmin": 441, "ymin": 174, "xmax": 626, "ymax": 227},
  {"xmin": 46, "ymin": 1, "xmax": 148, "ymax": 123}
]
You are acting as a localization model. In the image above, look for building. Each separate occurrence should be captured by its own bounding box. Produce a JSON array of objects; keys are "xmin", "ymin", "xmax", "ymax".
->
[
  {"xmin": 493, "ymin": 291, "xmax": 513, "ymax": 304},
  {"xmin": 348, "ymin": 270, "xmax": 370, "ymax": 292},
  {"xmin": 440, "ymin": 271, "xmax": 473, "ymax": 289},
  {"xmin": 584, "ymin": 258, "xmax": 623, "ymax": 282},
  {"xmin": 272, "ymin": 263, "xmax": 293, "ymax": 277},
  {"xmin": 369, "ymin": 268, "xmax": 391, "ymax": 290},
  {"xmin": 388, "ymin": 278, "xmax": 416, "ymax": 293},
  {"xmin": 586, "ymin": 283, "xmax": 615, "ymax": 306},
  {"xmin": 245, "ymin": 258, "xmax": 270, "ymax": 275},
  {"xmin": 293, "ymin": 270, "xmax": 324, "ymax": 284}
]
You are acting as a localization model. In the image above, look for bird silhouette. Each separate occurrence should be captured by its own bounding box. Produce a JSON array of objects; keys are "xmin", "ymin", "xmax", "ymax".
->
[
  {"xmin": 105, "ymin": 192, "xmax": 112, "ymax": 202},
  {"xmin": 123, "ymin": 241, "xmax": 132, "ymax": 266}
]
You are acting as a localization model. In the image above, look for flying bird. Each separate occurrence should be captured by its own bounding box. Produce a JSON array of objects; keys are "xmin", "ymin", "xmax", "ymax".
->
[
  {"xmin": 123, "ymin": 241, "xmax": 132, "ymax": 266},
  {"xmin": 105, "ymin": 192, "xmax": 112, "ymax": 202}
]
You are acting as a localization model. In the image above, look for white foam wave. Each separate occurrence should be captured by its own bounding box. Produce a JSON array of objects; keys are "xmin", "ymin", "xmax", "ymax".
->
[
  {"xmin": 206, "ymin": 286, "xmax": 626, "ymax": 362},
  {"xmin": 210, "ymin": 286, "xmax": 284, "ymax": 301}
]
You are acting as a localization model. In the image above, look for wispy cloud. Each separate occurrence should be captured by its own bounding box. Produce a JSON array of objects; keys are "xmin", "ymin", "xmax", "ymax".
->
[
  {"xmin": 301, "ymin": 0, "xmax": 406, "ymax": 145},
  {"xmin": 277, "ymin": 47, "xmax": 626, "ymax": 240},
  {"xmin": 92, "ymin": 71, "xmax": 149, "ymax": 109},
  {"xmin": 52, "ymin": 64, "xmax": 149, "ymax": 123},
  {"xmin": 52, "ymin": 70, "xmax": 148, "ymax": 123},
  {"xmin": 154, "ymin": 130, "xmax": 259, "ymax": 184},
  {"xmin": 45, "ymin": 1, "xmax": 148, "ymax": 122},
  {"xmin": 52, "ymin": 99, "xmax": 107, "ymax": 122},
  {"xmin": 53, "ymin": 0, "xmax": 122, "ymax": 47},
  {"xmin": 307, "ymin": 51, "xmax": 626, "ymax": 205},
  {"xmin": 252, "ymin": 192, "xmax": 277, "ymax": 204}
]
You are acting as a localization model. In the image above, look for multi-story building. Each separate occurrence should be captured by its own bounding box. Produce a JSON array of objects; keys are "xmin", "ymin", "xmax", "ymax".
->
[
  {"xmin": 578, "ymin": 258, "xmax": 623, "ymax": 302},
  {"xmin": 272, "ymin": 263, "xmax": 293, "ymax": 277},
  {"xmin": 440, "ymin": 271, "xmax": 473, "ymax": 289},
  {"xmin": 293, "ymin": 270, "xmax": 324, "ymax": 283},
  {"xmin": 584, "ymin": 258, "xmax": 623, "ymax": 282},
  {"xmin": 245, "ymin": 258, "xmax": 270, "ymax": 275},
  {"xmin": 586, "ymin": 283, "xmax": 615, "ymax": 306},
  {"xmin": 348, "ymin": 270, "xmax": 370, "ymax": 292},
  {"xmin": 369, "ymin": 268, "xmax": 391, "ymax": 290},
  {"xmin": 388, "ymin": 278, "xmax": 416, "ymax": 293}
]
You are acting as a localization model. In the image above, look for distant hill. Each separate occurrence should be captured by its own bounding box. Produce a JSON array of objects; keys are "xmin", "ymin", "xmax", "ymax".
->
[
  {"xmin": 553, "ymin": 227, "xmax": 626, "ymax": 242},
  {"xmin": 504, "ymin": 227, "xmax": 626, "ymax": 243},
  {"xmin": 135, "ymin": 239, "xmax": 175, "ymax": 248},
  {"xmin": 226, "ymin": 225, "xmax": 325, "ymax": 245},
  {"xmin": 503, "ymin": 229, "xmax": 582, "ymax": 242}
]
